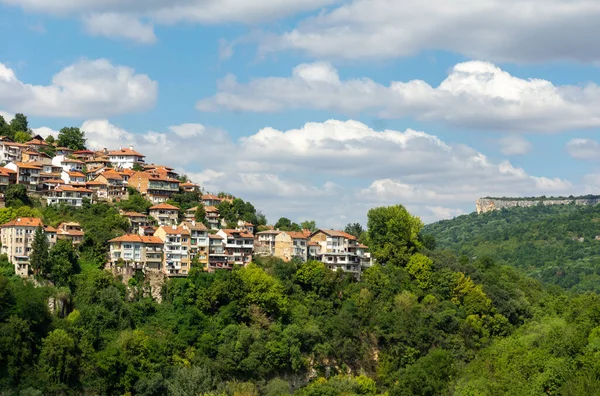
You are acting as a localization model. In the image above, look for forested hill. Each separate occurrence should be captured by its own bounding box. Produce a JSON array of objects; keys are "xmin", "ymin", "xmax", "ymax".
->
[{"xmin": 423, "ymin": 203, "xmax": 600, "ymax": 293}]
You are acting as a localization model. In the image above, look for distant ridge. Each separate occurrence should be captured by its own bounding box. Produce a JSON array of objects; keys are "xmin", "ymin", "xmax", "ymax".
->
[{"xmin": 476, "ymin": 195, "xmax": 600, "ymax": 214}]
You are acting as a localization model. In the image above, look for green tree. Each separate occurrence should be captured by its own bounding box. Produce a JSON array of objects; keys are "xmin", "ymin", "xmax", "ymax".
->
[
  {"xmin": 275, "ymin": 217, "xmax": 301, "ymax": 231},
  {"xmin": 367, "ymin": 205, "xmax": 423, "ymax": 265},
  {"xmin": 45, "ymin": 135, "xmax": 55, "ymax": 145},
  {"xmin": 0, "ymin": 115, "xmax": 10, "ymax": 137},
  {"xmin": 13, "ymin": 131, "xmax": 31, "ymax": 143},
  {"xmin": 9, "ymin": 113, "xmax": 28, "ymax": 133},
  {"xmin": 344, "ymin": 222, "xmax": 365, "ymax": 238},
  {"xmin": 57, "ymin": 127, "xmax": 86, "ymax": 150},
  {"xmin": 48, "ymin": 239, "xmax": 80, "ymax": 287},
  {"xmin": 405, "ymin": 253, "xmax": 434, "ymax": 289},
  {"xmin": 38, "ymin": 329, "xmax": 78, "ymax": 393},
  {"xmin": 300, "ymin": 220, "xmax": 317, "ymax": 232},
  {"xmin": 195, "ymin": 205, "xmax": 207, "ymax": 223},
  {"xmin": 30, "ymin": 226, "xmax": 50, "ymax": 277},
  {"xmin": 132, "ymin": 163, "xmax": 144, "ymax": 171},
  {"xmin": 117, "ymin": 188, "xmax": 152, "ymax": 213},
  {"xmin": 5, "ymin": 184, "xmax": 32, "ymax": 208}
]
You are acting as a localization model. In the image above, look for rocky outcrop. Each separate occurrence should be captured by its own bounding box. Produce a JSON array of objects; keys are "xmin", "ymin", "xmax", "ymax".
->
[{"xmin": 476, "ymin": 196, "xmax": 600, "ymax": 214}]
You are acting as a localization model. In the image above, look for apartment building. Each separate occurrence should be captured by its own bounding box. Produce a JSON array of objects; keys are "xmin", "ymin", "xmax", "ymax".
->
[
  {"xmin": 129, "ymin": 171, "xmax": 180, "ymax": 204},
  {"xmin": 201, "ymin": 194, "xmax": 222, "ymax": 207},
  {"xmin": 61, "ymin": 170, "xmax": 86, "ymax": 185},
  {"xmin": 92, "ymin": 170, "xmax": 128, "ymax": 201},
  {"xmin": 56, "ymin": 222, "xmax": 85, "ymax": 245},
  {"xmin": 308, "ymin": 230, "xmax": 370, "ymax": 277},
  {"xmin": 154, "ymin": 225, "xmax": 190, "ymax": 276},
  {"xmin": 216, "ymin": 229, "xmax": 254, "ymax": 267},
  {"xmin": 71, "ymin": 150, "xmax": 96, "ymax": 161},
  {"xmin": 52, "ymin": 155, "xmax": 84, "ymax": 172},
  {"xmin": 0, "ymin": 217, "xmax": 57, "ymax": 277},
  {"xmin": 0, "ymin": 139, "xmax": 25, "ymax": 164},
  {"xmin": 22, "ymin": 150, "xmax": 51, "ymax": 164},
  {"xmin": 46, "ymin": 185, "xmax": 93, "ymax": 207},
  {"xmin": 207, "ymin": 234, "xmax": 230, "ymax": 271},
  {"xmin": 255, "ymin": 230, "xmax": 308, "ymax": 262},
  {"xmin": 108, "ymin": 147, "xmax": 146, "ymax": 169},
  {"xmin": 149, "ymin": 203, "xmax": 179, "ymax": 226},
  {"xmin": 0, "ymin": 168, "xmax": 16, "ymax": 193},
  {"xmin": 181, "ymin": 221, "xmax": 209, "ymax": 268},
  {"xmin": 205, "ymin": 206, "xmax": 220, "ymax": 229},
  {"xmin": 25, "ymin": 137, "xmax": 49, "ymax": 152},
  {"xmin": 108, "ymin": 234, "xmax": 164, "ymax": 271},
  {"xmin": 5, "ymin": 162, "xmax": 42, "ymax": 192},
  {"xmin": 180, "ymin": 182, "xmax": 200, "ymax": 193},
  {"xmin": 120, "ymin": 211, "xmax": 150, "ymax": 233}
]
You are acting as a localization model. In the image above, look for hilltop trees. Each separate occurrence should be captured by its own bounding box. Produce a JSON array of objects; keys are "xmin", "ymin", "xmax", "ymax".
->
[
  {"xmin": 57, "ymin": 127, "xmax": 86, "ymax": 150},
  {"xmin": 30, "ymin": 226, "xmax": 50, "ymax": 277}
]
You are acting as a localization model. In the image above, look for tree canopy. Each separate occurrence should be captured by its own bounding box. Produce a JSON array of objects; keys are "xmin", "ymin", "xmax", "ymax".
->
[{"xmin": 57, "ymin": 127, "xmax": 87, "ymax": 150}]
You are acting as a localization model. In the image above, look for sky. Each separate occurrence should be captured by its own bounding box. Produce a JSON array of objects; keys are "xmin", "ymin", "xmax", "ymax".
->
[{"xmin": 2, "ymin": 0, "xmax": 600, "ymax": 227}]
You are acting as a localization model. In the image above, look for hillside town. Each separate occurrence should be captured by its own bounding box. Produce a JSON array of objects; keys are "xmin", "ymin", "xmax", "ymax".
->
[{"xmin": 0, "ymin": 134, "xmax": 373, "ymax": 279}]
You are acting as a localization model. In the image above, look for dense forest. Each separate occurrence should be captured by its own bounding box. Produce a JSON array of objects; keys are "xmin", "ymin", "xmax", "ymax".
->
[
  {"xmin": 4, "ymin": 202, "xmax": 600, "ymax": 394},
  {"xmin": 424, "ymin": 203, "xmax": 600, "ymax": 293}
]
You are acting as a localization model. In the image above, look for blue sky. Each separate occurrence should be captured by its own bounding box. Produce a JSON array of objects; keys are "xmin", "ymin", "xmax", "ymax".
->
[{"xmin": 2, "ymin": 0, "xmax": 600, "ymax": 226}]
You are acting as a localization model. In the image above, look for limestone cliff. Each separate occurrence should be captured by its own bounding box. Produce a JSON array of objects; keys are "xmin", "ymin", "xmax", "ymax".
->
[{"xmin": 476, "ymin": 196, "xmax": 600, "ymax": 214}]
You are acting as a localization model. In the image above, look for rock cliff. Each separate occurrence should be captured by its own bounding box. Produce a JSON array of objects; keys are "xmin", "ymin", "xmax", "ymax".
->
[{"xmin": 476, "ymin": 196, "xmax": 600, "ymax": 214}]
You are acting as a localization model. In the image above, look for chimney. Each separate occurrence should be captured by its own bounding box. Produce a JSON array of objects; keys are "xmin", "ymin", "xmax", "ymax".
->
[
  {"xmin": 172, "ymin": 225, "xmax": 176, "ymax": 230},
  {"xmin": 129, "ymin": 145, "xmax": 133, "ymax": 150},
  {"xmin": 192, "ymin": 220, "xmax": 196, "ymax": 226}
]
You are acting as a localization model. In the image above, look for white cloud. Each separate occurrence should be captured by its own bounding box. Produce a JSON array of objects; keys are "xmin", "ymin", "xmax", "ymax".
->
[
  {"xmin": 0, "ymin": 110, "xmax": 14, "ymax": 122},
  {"xmin": 31, "ymin": 126, "xmax": 59, "ymax": 139},
  {"xmin": 566, "ymin": 138, "xmax": 600, "ymax": 161},
  {"xmin": 0, "ymin": 59, "xmax": 157, "ymax": 118},
  {"xmin": 58, "ymin": 118, "xmax": 575, "ymax": 226},
  {"xmin": 498, "ymin": 135, "xmax": 532, "ymax": 155},
  {"xmin": 260, "ymin": 0, "xmax": 600, "ymax": 63},
  {"xmin": 198, "ymin": 61, "xmax": 600, "ymax": 132},
  {"xmin": 2, "ymin": 0, "xmax": 338, "ymax": 42},
  {"xmin": 83, "ymin": 13, "xmax": 156, "ymax": 44}
]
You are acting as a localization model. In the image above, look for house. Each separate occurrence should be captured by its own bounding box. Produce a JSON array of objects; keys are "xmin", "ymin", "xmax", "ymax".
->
[
  {"xmin": 46, "ymin": 185, "xmax": 93, "ymax": 207},
  {"xmin": 4, "ymin": 162, "xmax": 43, "ymax": 192},
  {"xmin": 181, "ymin": 182, "xmax": 200, "ymax": 193},
  {"xmin": 308, "ymin": 230, "xmax": 369, "ymax": 277},
  {"xmin": 184, "ymin": 206, "xmax": 198, "ymax": 222},
  {"xmin": 121, "ymin": 211, "xmax": 150, "ymax": 233},
  {"xmin": 207, "ymin": 234, "xmax": 230, "ymax": 271},
  {"xmin": 85, "ymin": 156, "xmax": 111, "ymax": 170},
  {"xmin": 61, "ymin": 170, "xmax": 86, "ymax": 185},
  {"xmin": 139, "ymin": 226, "xmax": 157, "ymax": 237},
  {"xmin": 56, "ymin": 222, "xmax": 85, "ymax": 245},
  {"xmin": 201, "ymin": 194, "xmax": 222, "ymax": 207},
  {"xmin": 237, "ymin": 220, "xmax": 254, "ymax": 235},
  {"xmin": 85, "ymin": 180, "xmax": 109, "ymax": 200},
  {"xmin": 216, "ymin": 229, "xmax": 254, "ymax": 267},
  {"xmin": 205, "ymin": 206, "xmax": 220, "ymax": 229},
  {"xmin": 154, "ymin": 225, "xmax": 190, "ymax": 276},
  {"xmin": 181, "ymin": 221, "xmax": 209, "ymax": 269},
  {"xmin": 0, "ymin": 168, "xmax": 16, "ymax": 193},
  {"xmin": 107, "ymin": 146, "xmax": 146, "ymax": 169},
  {"xmin": 143, "ymin": 164, "xmax": 179, "ymax": 180},
  {"xmin": 25, "ymin": 137, "xmax": 49, "ymax": 152},
  {"xmin": 129, "ymin": 171, "xmax": 180, "ymax": 204},
  {"xmin": 149, "ymin": 203, "xmax": 179, "ymax": 226},
  {"xmin": 55, "ymin": 147, "xmax": 74, "ymax": 156},
  {"xmin": 22, "ymin": 150, "xmax": 51, "ymax": 164},
  {"xmin": 108, "ymin": 234, "xmax": 164, "ymax": 271},
  {"xmin": 0, "ymin": 217, "xmax": 57, "ymax": 277},
  {"xmin": 92, "ymin": 170, "xmax": 128, "ymax": 201},
  {"xmin": 254, "ymin": 230, "xmax": 308, "ymax": 262},
  {"xmin": 72, "ymin": 150, "xmax": 95, "ymax": 161},
  {"xmin": 52, "ymin": 155, "xmax": 84, "ymax": 172},
  {"xmin": 0, "ymin": 140, "xmax": 25, "ymax": 164}
]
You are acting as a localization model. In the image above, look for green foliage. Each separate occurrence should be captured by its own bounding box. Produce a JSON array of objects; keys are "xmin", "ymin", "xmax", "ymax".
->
[
  {"xmin": 275, "ymin": 217, "xmax": 301, "ymax": 231},
  {"xmin": 132, "ymin": 163, "xmax": 144, "ymax": 171},
  {"xmin": 0, "ymin": 115, "xmax": 10, "ymax": 137},
  {"xmin": 424, "ymin": 204, "xmax": 600, "ymax": 292},
  {"xmin": 38, "ymin": 329, "xmax": 79, "ymax": 393},
  {"xmin": 217, "ymin": 197, "xmax": 263, "ymax": 225},
  {"xmin": 195, "ymin": 205, "xmax": 207, "ymax": 223},
  {"xmin": 367, "ymin": 205, "xmax": 423, "ymax": 265},
  {"xmin": 117, "ymin": 188, "xmax": 153, "ymax": 214},
  {"xmin": 301, "ymin": 220, "xmax": 318, "ymax": 232},
  {"xmin": 5, "ymin": 184, "xmax": 33, "ymax": 208},
  {"xmin": 9, "ymin": 113, "xmax": 28, "ymax": 134},
  {"xmin": 57, "ymin": 127, "xmax": 86, "ymax": 150},
  {"xmin": 30, "ymin": 226, "xmax": 50, "ymax": 277},
  {"xmin": 45, "ymin": 135, "xmax": 55, "ymax": 145},
  {"xmin": 48, "ymin": 239, "xmax": 80, "ymax": 287},
  {"xmin": 13, "ymin": 131, "xmax": 31, "ymax": 143},
  {"xmin": 405, "ymin": 253, "xmax": 433, "ymax": 289}
]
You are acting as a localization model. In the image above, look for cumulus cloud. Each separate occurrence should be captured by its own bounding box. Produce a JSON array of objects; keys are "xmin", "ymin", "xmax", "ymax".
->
[
  {"xmin": 260, "ymin": 0, "xmax": 600, "ymax": 63},
  {"xmin": 498, "ymin": 135, "xmax": 533, "ymax": 155},
  {"xmin": 55, "ymin": 118, "xmax": 575, "ymax": 225},
  {"xmin": 566, "ymin": 139, "xmax": 600, "ymax": 161},
  {"xmin": 83, "ymin": 13, "xmax": 156, "ymax": 44},
  {"xmin": 0, "ymin": 110, "xmax": 14, "ymax": 122},
  {"xmin": 0, "ymin": 59, "xmax": 157, "ymax": 118},
  {"xmin": 198, "ymin": 61, "xmax": 600, "ymax": 132},
  {"xmin": 31, "ymin": 126, "xmax": 59, "ymax": 139},
  {"xmin": 2, "ymin": 0, "xmax": 338, "ymax": 42}
]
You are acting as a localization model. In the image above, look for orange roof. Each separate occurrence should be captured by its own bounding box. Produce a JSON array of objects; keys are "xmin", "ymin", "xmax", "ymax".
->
[
  {"xmin": 107, "ymin": 148, "xmax": 145, "ymax": 157},
  {"xmin": 220, "ymin": 229, "xmax": 254, "ymax": 238},
  {"xmin": 73, "ymin": 150, "xmax": 94, "ymax": 154},
  {"xmin": 287, "ymin": 231, "xmax": 308, "ymax": 239},
  {"xmin": 149, "ymin": 203, "xmax": 179, "ymax": 211},
  {"xmin": 62, "ymin": 158, "xmax": 84, "ymax": 164},
  {"xmin": 202, "ymin": 194, "xmax": 221, "ymax": 200},
  {"xmin": 67, "ymin": 171, "xmax": 85, "ymax": 177},
  {"xmin": 205, "ymin": 206, "xmax": 218, "ymax": 213},
  {"xmin": 100, "ymin": 171, "xmax": 123, "ymax": 181},
  {"xmin": 109, "ymin": 234, "xmax": 163, "ymax": 244},
  {"xmin": 56, "ymin": 146, "xmax": 73, "ymax": 151},
  {"xmin": 181, "ymin": 182, "xmax": 198, "ymax": 187},
  {"xmin": 315, "ymin": 229, "xmax": 357, "ymax": 240},
  {"xmin": 1, "ymin": 217, "xmax": 43, "ymax": 227},
  {"xmin": 44, "ymin": 179, "xmax": 65, "ymax": 184},
  {"xmin": 86, "ymin": 180, "xmax": 108, "ymax": 186},
  {"xmin": 14, "ymin": 162, "xmax": 42, "ymax": 170},
  {"xmin": 0, "ymin": 168, "xmax": 15, "ymax": 176},
  {"xmin": 307, "ymin": 241, "xmax": 320, "ymax": 246},
  {"xmin": 357, "ymin": 243, "xmax": 369, "ymax": 249},
  {"xmin": 58, "ymin": 229, "xmax": 84, "ymax": 237},
  {"xmin": 181, "ymin": 221, "xmax": 208, "ymax": 231},
  {"xmin": 55, "ymin": 185, "xmax": 93, "ymax": 193},
  {"xmin": 208, "ymin": 234, "xmax": 223, "ymax": 239},
  {"xmin": 26, "ymin": 138, "xmax": 48, "ymax": 146},
  {"xmin": 160, "ymin": 226, "xmax": 190, "ymax": 235},
  {"xmin": 44, "ymin": 225, "xmax": 57, "ymax": 233}
]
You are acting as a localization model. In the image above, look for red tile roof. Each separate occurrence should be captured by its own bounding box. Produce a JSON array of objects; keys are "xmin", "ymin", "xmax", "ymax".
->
[
  {"xmin": 1, "ymin": 217, "xmax": 43, "ymax": 227},
  {"xmin": 107, "ymin": 148, "xmax": 145, "ymax": 157},
  {"xmin": 159, "ymin": 226, "xmax": 190, "ymax": 235},
  {"xmin": 149, "ymin": 203, "xmax": 179, "ymax": 211},
  {"xmin": 109, "ymin": 234, "xmax": 163, "ymax": 244}
]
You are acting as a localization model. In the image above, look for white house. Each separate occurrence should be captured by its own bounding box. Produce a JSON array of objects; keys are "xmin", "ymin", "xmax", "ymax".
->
[{"xmin": 107, "ymin": 147, "xmax": 146, "ymax": 169}]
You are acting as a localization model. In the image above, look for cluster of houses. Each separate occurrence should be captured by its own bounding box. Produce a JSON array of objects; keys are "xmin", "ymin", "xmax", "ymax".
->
[{"xmin": 0, "ymin": 137, "xmax": 373, "ymax": 278}]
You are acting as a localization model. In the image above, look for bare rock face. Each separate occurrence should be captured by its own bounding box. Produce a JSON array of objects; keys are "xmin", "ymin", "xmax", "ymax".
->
[{"xmin": 476, "ymin": 197, "xmax": 600, "ymax": 214}]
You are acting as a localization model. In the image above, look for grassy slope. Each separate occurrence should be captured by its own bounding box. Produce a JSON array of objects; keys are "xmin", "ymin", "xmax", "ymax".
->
[{"xmin": 423, "ymin": 203, "xmax": 600, "ymax": 293}]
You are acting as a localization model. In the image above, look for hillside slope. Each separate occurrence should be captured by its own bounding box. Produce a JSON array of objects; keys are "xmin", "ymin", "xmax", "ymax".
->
[{"xmin": 423, "ymin": 203, "xmax": 600, "ymax": 293}]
